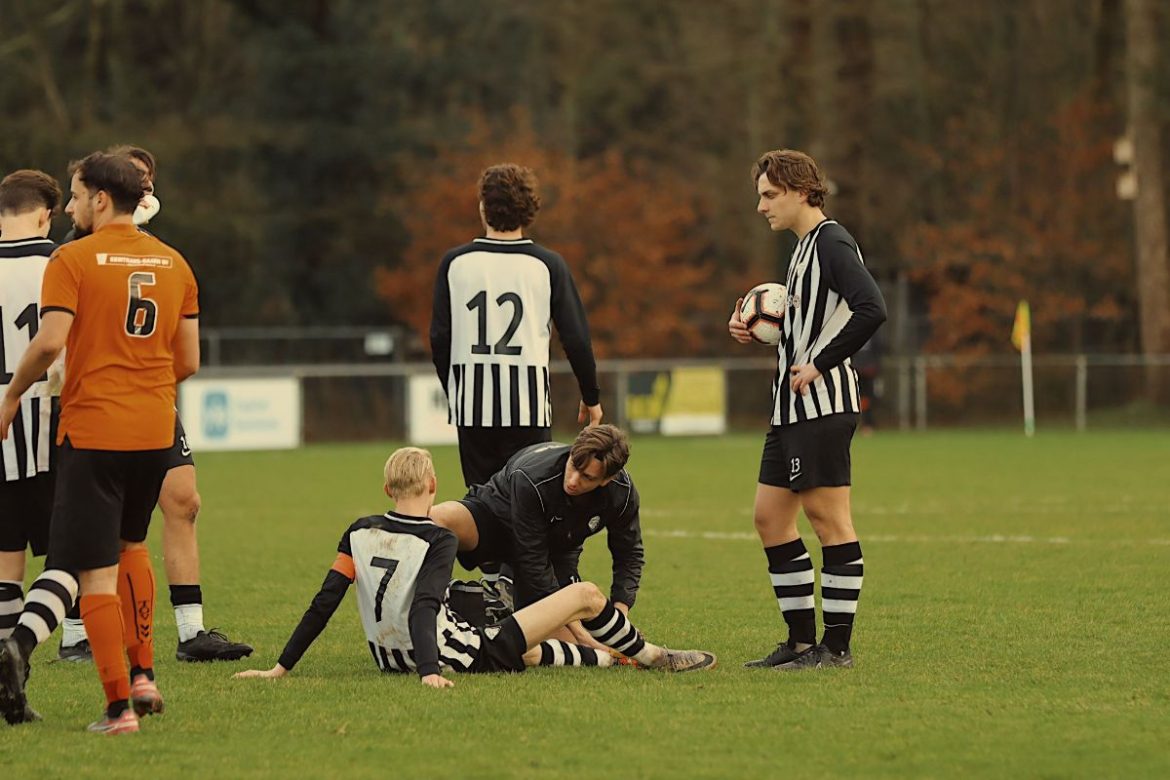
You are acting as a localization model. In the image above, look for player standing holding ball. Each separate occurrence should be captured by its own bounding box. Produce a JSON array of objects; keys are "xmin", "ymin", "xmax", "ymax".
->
[{"xmin": 728, "ymin": 149, "xmax": 886, "ymax": 670}]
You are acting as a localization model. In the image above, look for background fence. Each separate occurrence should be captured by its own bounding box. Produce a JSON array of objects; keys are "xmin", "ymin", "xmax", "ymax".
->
[{"xmin": 193, "ymin": 328, "xmax": 1170, "ymax": 443}]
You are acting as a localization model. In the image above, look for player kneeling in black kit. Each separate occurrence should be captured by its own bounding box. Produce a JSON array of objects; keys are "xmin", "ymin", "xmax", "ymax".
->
[{"xmin": 234, "ymin": 447, "xmax": 714, "ymax": 686}]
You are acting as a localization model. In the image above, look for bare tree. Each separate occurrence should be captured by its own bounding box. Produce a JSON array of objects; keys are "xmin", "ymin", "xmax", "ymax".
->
[{"xmin": 1124, "ymin": 0, "xmax": 1170, "ymax": 397}]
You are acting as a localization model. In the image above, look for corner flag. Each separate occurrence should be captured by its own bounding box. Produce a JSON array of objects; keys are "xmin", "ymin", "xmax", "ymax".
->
[
  {"xmin": 1011, "ymin": 300, "xmax": 1031, "ymax": 351},
  {"xmin": 1011, "ymin": 300, "xmax": 1035, "ymax": 436}
]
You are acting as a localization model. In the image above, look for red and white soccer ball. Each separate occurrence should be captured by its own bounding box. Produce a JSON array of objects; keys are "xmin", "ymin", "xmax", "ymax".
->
[{"xmin": 739, "ymin": 282, "xmax": 787, "ymax": 345}]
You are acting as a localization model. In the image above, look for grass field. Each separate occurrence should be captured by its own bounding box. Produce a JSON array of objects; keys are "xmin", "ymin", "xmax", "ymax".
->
[{"xmin": 2, "ymin": 430, "xmax": 1169, "ymax": 778}]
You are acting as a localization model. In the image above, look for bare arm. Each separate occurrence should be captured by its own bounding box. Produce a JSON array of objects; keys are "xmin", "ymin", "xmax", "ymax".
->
[
  {"xmin": 0, "ymin": 311, "xmax": 72, "ymax": 439},
  {"xmin": 173, "ymin": 317, "xmax": 200, "ymax": 382}
]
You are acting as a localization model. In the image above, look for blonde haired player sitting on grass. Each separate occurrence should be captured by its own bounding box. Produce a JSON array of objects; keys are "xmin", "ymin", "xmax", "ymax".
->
[{"xmin": 235, "ymin": 448, "xmax": 714, "ymax": 686}]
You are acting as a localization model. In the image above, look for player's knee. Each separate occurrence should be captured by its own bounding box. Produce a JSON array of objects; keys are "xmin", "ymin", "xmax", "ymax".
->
[
  {"xmin": 429, "ymin": 502, "xmax": 459, "ymax": 531},
  {"xmin": 805, "ymin": 509, "xmax": 854, "ymax": 543},
  {"xmin": 163, "ymin": 487, "xmax": 201, "ymax": 524},
  {"xmin": 571, "ymin": 581, "xmax": 606, "ymax": 614},
  {"xmin": 753, "ymin": 505, "xmax": 790, "ymax": 538},
  {"xmin": 752, "ymin": 506, "xmax": 771, "ymax": 535}
]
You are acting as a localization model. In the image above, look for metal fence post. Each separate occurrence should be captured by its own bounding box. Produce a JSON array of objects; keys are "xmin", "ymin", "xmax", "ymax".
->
[
  {"xmin": 1075, "ymin": 354, "xmax": 1088, "ymax": 432},
  {"xmin": 897, "ymin": 356, "xmax": 912, "ymax": 430},
  {"xmin": 914, "ymin": 356, "xmax": 927, "ymax": 430},
  {"xmin": 615, "ymin": 366, "xmax": 629, "ymax": 431}
]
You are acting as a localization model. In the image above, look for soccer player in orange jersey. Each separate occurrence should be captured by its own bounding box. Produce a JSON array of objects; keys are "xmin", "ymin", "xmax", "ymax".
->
[
  {"xmin": 0, "ymin": 151, "xmax": 200, "ymax": 734},
  {"xmin": 55, "ymin": 146, "xmax": 252, "ymax": 664}
]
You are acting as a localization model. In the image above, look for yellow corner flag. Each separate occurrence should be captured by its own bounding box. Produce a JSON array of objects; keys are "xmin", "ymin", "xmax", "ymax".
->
[{"xmin": 1011, "ymin": 300, "xmax": 1031, "ymax": 351}]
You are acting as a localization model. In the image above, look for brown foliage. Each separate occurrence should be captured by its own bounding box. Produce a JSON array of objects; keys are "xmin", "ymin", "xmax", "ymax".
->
[
  {"xmin": 375, "ymin": 114, "xmax": 728, "ymax": 358},
  {"xmin": 901, "ymin": 91, "xmax": 1132, "ymax": 406}
]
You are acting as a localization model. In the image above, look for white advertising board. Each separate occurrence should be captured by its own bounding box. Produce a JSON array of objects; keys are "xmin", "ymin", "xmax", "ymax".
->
[
  {"xmin": 408, "ymin": 373, "xmax": 458, "ymax": 445},
  {"xmin": 179, "ymin": 378, "xmax": 301, "ymax": 451}
]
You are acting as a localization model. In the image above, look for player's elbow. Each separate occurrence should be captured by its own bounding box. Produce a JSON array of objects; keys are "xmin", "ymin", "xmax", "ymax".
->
[
  {"xmin": 561, "ymin": 338, "xmax": 592, "ymax": 358},
  {"xmin": 174, "ymin": 354, "xmax": 200, "ymax": 382},
  {"xmin": 32, "ymin": 336, "xmax": 65, "ymax": 363}
]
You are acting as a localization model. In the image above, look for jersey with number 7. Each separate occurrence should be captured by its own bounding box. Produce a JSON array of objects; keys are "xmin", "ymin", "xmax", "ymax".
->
[{"xmin": 40, "ymin": 222, "xmax": 198, "ymax": 451}]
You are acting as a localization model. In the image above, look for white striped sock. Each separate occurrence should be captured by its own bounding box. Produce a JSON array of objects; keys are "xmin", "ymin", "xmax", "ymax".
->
[{"xmin": 18, "ymin": 569, "xmax": 77, "ymax": 645}]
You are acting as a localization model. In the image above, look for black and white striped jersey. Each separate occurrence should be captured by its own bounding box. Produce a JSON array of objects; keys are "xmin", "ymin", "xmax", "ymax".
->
[
  {"xmin": 276, "ymin": 512, "xmax": 483, "ymax": 678},
  {"xmin": 0, "ymin": 238, "xmax": 60, "ymax": 482},
  {"xmin": 772, "ymin": 220, "xmax": 887, "ymax": 426},
  {"xmin": 474, "ymin": 442, "xmax": 644, "ymax": 607},
  {"xmin": 430, "ymin": 238, "xmax": 600, "ymax": 428}
]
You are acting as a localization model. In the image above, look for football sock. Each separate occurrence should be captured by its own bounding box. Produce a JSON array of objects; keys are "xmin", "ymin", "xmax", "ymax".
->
[
  {"xmin": 118, "ymin": 547, "xmax": 156, "ymax": 675},
  {"xmin": 536, "ymin": 640, "xmax": 608, "ymax": 667},
  {"xmin": 820, "ymin": 541, "xmax": 864, "ymax": 653},
  {"xmin": 61, "ymin": 603, "xmax": 87, "ymax": 648},
  {"xmin": 581, "ymin": 599, "xmax": 659, "ymax": 665},
  {"xmin": 170, "ymin": 584, "xmax": 205, "ymax": 643},
  {"xmin": 81, "ymin": 594, "xmax": 130, "ymax": 718},
  {"xmin": 11, "ymin": 569, "xmax": 77, "ymax": 658},
  {"xmin": 764, "ymin": 538, "xmax": 816, "ymax": 649},
  {"xmin": 0, "ymin": 580, "xmax": 21, "ymax": 640}
]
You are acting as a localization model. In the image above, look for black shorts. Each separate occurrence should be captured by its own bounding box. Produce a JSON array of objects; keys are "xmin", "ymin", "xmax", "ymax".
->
[
  {"xmin": 514, "ymin": 566, "xmax": 581, "ymax": 611},
  {"xmin": 47, "ymin": 437, "xmax": 171, "ymax": 571},
  {"xmin": 164, "ymin": 416, "xmax": 195, "ymax": 471},
  {"xmin": 758, "ymin": 413, "xmax": 859, "ymax": 491},
  {"xmin": 471, "ymin": 615, "xmax": 528, "ymax": 674},
  {"xmin": 0, "ymin": 472, "xmax": 56, "ymax": 557},
  {"xmin": 455, "ymin": 490, "xmax": 514, "ymax": 571},
  {"xmin": 454, "ymin": 491, "xmax": 580, "ymax": 609},
  {"xmin": 457, "ymin": 426, "xmax": 551, "ymax": 487}
]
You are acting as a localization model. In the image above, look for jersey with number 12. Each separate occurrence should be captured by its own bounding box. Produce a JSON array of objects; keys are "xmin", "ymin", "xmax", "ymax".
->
[{"xmin": 41, "ymin": 222, "xmax": 198, "ymax": 451}]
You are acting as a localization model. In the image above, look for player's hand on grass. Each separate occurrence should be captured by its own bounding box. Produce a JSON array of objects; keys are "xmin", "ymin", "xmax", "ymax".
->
[
  {"xmin": 789, "ymin": 364, "xmax": 822, "ymax": 395},
  {"xmin": 728, "ymin": 298, "xmax": 753, "ymax": 344},
  {"xmin": 579, "ymin": 401, "xmax": 603, "ymax": 427},
  {"xmin": 421, "ymin": 674, "xmax": 454, "ymax": 689},
  {"xmin": 234, "ymin": 664, "xmax": 288, "ymax": 680}
]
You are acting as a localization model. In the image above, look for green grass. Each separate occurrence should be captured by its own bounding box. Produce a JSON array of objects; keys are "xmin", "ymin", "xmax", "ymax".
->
[{"xmin": 3, "ymin": 430, "xmax": 1170, "ymax": 778}]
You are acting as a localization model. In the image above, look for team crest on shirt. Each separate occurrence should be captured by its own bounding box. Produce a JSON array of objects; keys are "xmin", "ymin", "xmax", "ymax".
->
[{"xmin": 588, "ymin": 515, "xmax": 602, "ymax": 532}]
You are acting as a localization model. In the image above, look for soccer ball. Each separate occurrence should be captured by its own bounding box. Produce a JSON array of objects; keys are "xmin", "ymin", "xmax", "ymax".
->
[{"xmin": 739, "ymin": 282, "xmax": 787, "ymax": 345}]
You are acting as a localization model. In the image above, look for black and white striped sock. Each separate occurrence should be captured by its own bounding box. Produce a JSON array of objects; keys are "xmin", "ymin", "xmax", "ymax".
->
[
  {"xmin": 764, "ymin": 538, "xmax": 816, "ymax": 647},
  {"xmin": 10, "ymin": 569, "xmax": 78, "ymax": 658},
  {"xmin": 821, "ymin": 541, "xmax": 864, "ymax": 653},
  {"xmin": 0, "ymin": 580, "xmax": 22, "ymax": 640},
  {"xmin": 536, "ymin": 640, "xmax": 610, "ymax": 667},
  {"xmin": 581, "ymin": 599, "xmax": 659, "ymax": 665}
]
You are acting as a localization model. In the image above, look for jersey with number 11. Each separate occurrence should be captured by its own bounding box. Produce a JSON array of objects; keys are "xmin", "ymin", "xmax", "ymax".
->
[{"xmin": 41, "ymin": 222, "xmax": 198, "ymax": 451}]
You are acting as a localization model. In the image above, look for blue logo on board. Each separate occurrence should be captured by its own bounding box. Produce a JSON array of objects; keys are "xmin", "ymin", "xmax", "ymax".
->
[{"xmin": 203, "ymin": 391, "xmax": 229, "ymax": 439}]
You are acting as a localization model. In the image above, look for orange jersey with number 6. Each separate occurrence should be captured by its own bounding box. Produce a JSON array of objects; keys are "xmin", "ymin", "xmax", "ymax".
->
[{"xmin": 40, "ymin": 222, "xmax": 198, "ymax": 450}]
